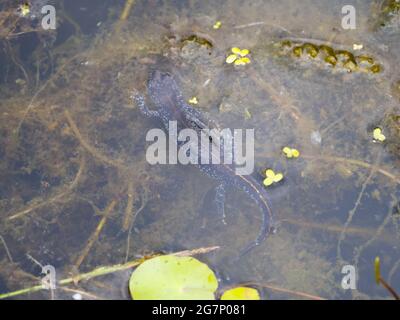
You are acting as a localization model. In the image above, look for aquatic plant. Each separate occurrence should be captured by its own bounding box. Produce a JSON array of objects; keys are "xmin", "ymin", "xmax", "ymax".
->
[
  {"xmin": 226, "ymin": 47, "xmax": 251, "ymax": 66},
  {"xmin": 263, "ymin": 169, "xmax": 283, "ymax": 187},
  {"xmin": 220, "ymin": 286, "xmax": 260, "ymax": 300},
  {"xmin": 129, "ymin": 255, "xmax": 218, "ymax": 300},
  {"xmin": 278, "ymin": 40, "xmax": 382, "ymax": 74},
  {"xmin": 374, "ymin": 256, "xmax": 399, "ymax": 300}
]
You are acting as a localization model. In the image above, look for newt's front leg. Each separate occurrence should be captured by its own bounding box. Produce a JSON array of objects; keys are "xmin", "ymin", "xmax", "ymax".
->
[{"xmin": 131, "ymin": 92, "xmax": 160, "ymax": 118}]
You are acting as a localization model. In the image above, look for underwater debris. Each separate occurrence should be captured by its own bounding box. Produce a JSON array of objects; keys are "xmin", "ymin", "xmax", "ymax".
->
[
  {"xmin": 278, "ymin": 40, "xmax": 382, "ymax": 74},
  {"xmin": 374, "ymin": 0, "xmax": 400, "ymax": 30},
  {"xmin": 381, "ymin": 113, "xmax": 400, "ymax": 157},
  {"xmin": 181, "ymin": 34, "xmax": 213, "ymax": 50},
  {"xmin": 374, "ymin": 256, "xmax": 400, "ymax": 300}
]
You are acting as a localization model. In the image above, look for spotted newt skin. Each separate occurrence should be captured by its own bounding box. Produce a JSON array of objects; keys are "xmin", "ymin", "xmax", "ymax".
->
[{"xmin": 133, "ymin": 71, "xmax": 274, "ymax": 257}]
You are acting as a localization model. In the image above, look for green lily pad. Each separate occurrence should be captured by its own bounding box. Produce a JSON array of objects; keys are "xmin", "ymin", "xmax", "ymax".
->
[
  {"xmin": 220, "ymin": 287, "xmax": 260, "ymax": 300},
  {"xmin": 129, "ymin": 255, "xmax": 218, "ymax": 300}
]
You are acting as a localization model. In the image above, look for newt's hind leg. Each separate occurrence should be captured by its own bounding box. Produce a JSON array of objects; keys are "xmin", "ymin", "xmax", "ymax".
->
[
  {"xmin": 215, "ymin": 184, "xmax": 227, "ymax": 225},
  {"xmin": 131, "ymin": 92, "xmax": 160, "ymax": 118}
]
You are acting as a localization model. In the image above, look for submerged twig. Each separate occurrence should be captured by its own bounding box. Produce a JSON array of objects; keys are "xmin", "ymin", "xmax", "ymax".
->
[
  {"xmin": 238, "ymin": 281, "xmax": 326, "ymax": 300},
  {"xmin": 15, "ymin": 53, "xmax": 82, "ymax": 136},
  {"xmin": 337, "ymin": 159, "xmax": 377, "ymax": 262},
  {"xmin": 125, "ymin": 187, "xmax": 148, "ymax": 262},
  {"xmin": 302, "ymin": 154, "xmax": 400, "ymax": 184},
  {"xmin": 0, "ymin": 246, "xmax": 219, "ymax": 300},
  {"xmin": 0, "ymin": 234, "xmax": 13, "ymax": 263},
  {"xmin": 375, "ymin": 257, "xmax": 400, "ymax": 300},
  {"xmin": 74, "ymin": 200, "xmax": 117, "ymax": 269}
]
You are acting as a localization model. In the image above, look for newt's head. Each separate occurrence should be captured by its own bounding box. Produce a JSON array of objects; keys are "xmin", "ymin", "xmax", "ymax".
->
[{"xmin": 148, "ymin": 71, "xmax": 182, "ymax": 110}]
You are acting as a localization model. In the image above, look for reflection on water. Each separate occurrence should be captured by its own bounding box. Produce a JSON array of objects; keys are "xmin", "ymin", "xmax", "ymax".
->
[{"xmin": 0, "ymin": 0, "xmax": 399, "ymax": 299}]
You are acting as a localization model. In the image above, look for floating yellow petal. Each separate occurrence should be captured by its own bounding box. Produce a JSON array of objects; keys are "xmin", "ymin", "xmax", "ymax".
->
[
  {"xmin": 226, "ymin": 54, "xmax": 237, "ymax": 64},
  {"xmin": 221, "ymin": 287, "xmax": 260, "ymax": 300},
  {"xmin": 373, "ymin": 127, "xmax": 386, "ymax": 142},
  {"xmin": 213, "ymin": 21, "xmax": 222, "ymax": 29},
  {"xmin": 188, "ymin": 97, "xmax": 199, "ymax": 105}
]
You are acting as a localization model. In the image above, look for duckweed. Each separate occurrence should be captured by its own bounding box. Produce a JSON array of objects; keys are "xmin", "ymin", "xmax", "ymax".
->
[
  {"xmin": 283, "ymin": 147, "xmax": 300, "ymax": 158},
  {"xmin": 373, "ymin": 127, "xmax": 386, "ymax": 142},
  {"xmin": 263, "ymin": 169, "xmax": 283, "ymax": 187},
  {"xmin": 188, "ymin": 97, "xmax": 199, "ymax": 105},
  {"xmin": 213, "ymin": 21, "xmax": 222, "ymax": 30},
  {"xmin": 226, "ymin": 47, "xmax": 251, "ymax": 66}
]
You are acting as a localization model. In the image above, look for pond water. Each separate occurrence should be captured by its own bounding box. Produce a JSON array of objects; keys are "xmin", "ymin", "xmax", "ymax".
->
[{"xmin": 0, "ymin": 0, "xmax": 399, "ymax": 299}]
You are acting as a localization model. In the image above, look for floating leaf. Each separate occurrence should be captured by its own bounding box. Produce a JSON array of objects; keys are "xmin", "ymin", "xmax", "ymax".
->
[
  {"xmin": 129, "ymin": 255, "xmax": 218, "ymax": 300},
  {"xmin": 221, "ymin": 287, "xmax": 260, "ymax": 300}
]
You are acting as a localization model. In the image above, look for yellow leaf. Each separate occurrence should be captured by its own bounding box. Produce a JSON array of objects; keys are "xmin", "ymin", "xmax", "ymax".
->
[{"xmin": 221, "ymin": 287, "xmax": 260, "ymax": 300}]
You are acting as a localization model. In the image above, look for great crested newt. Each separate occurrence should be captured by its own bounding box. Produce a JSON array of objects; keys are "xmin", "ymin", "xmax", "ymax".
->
[{"xmin": 132, "ymin": 70, "xmax": 275, "ymax": 257}]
